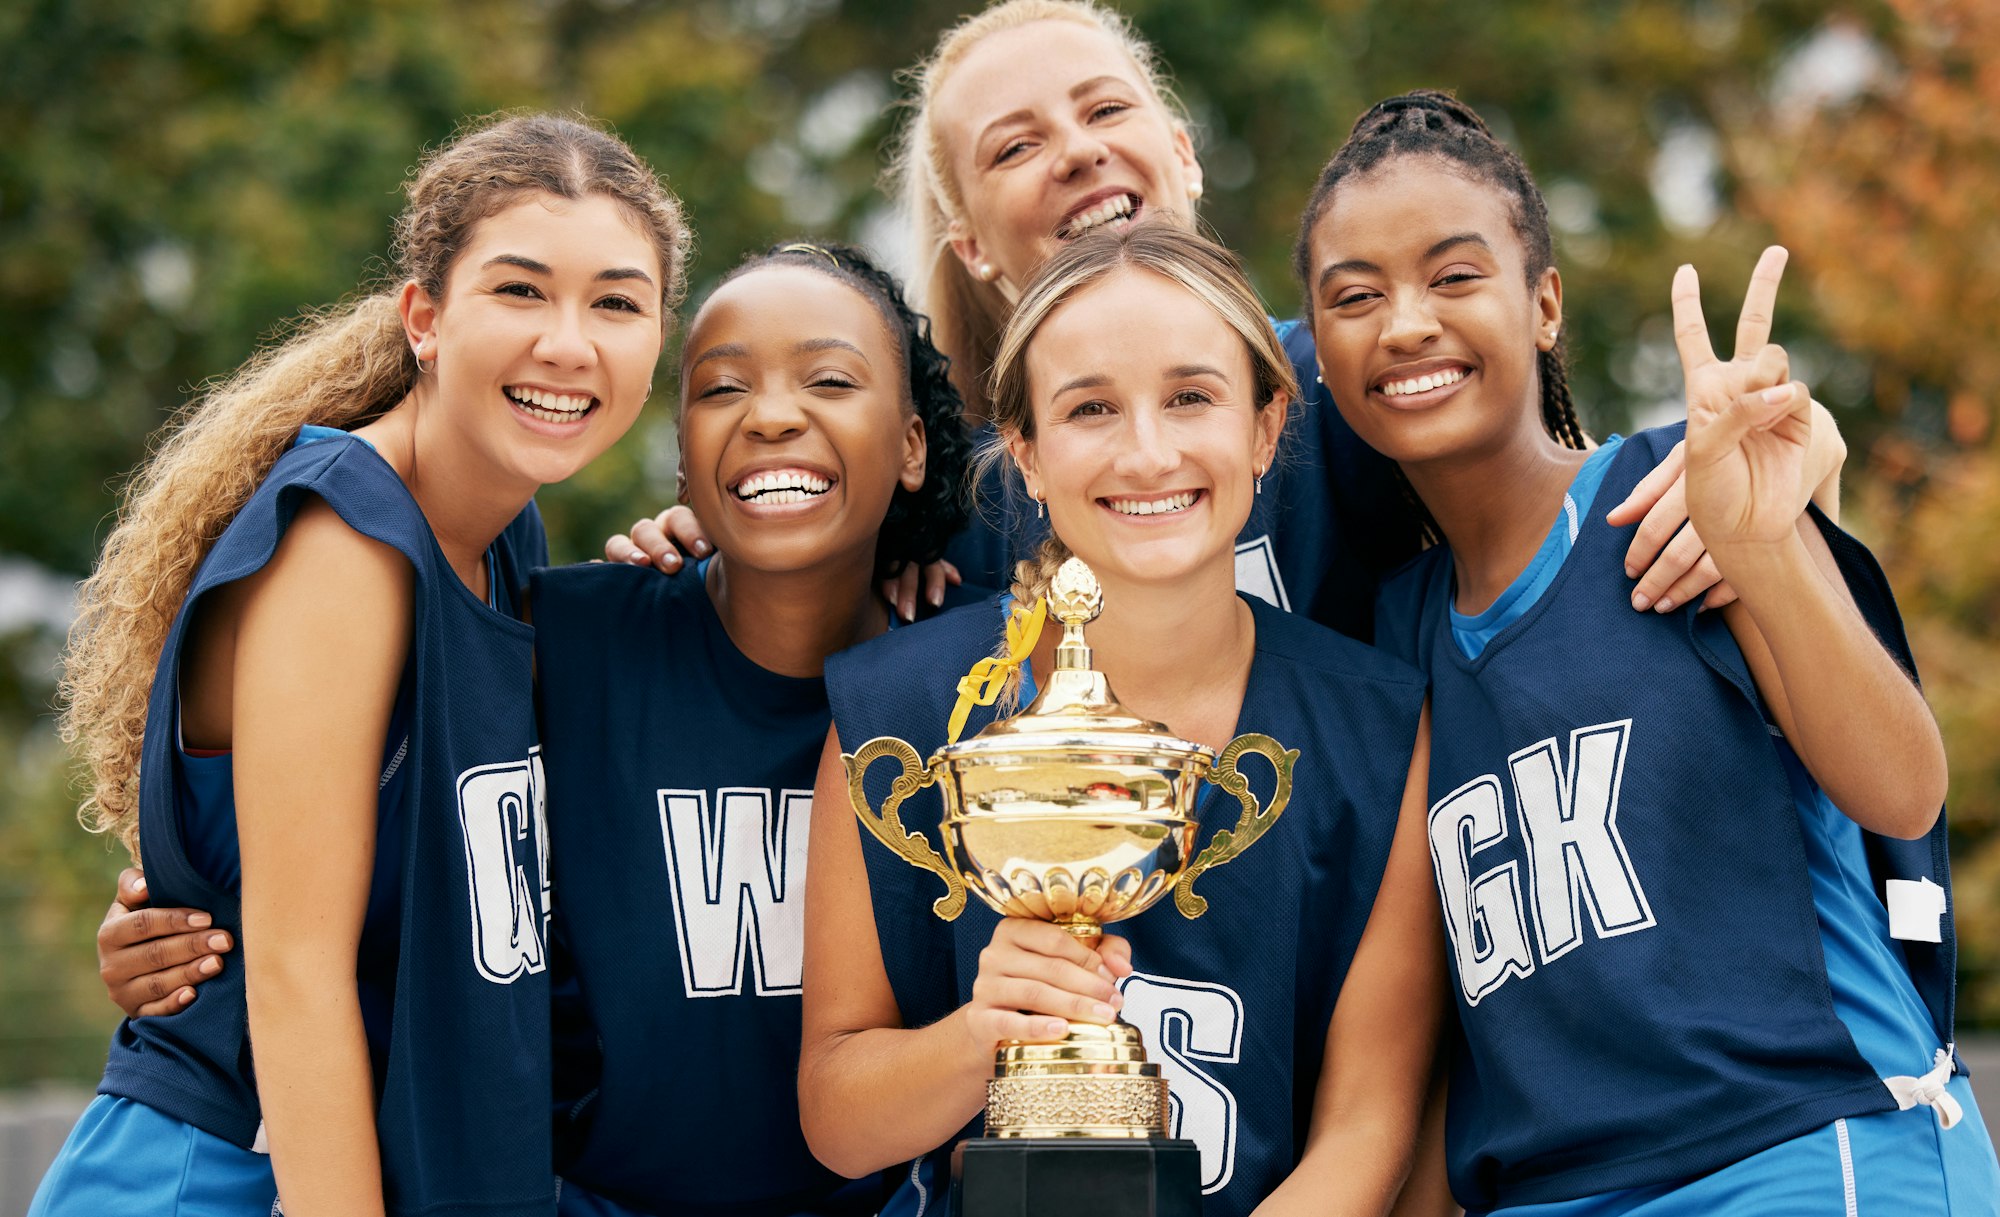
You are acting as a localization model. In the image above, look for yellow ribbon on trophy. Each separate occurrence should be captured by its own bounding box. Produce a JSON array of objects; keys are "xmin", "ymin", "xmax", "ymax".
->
[{"xmin": 945, "ymin": 596, "xmax": 1049, "ymax": 743}]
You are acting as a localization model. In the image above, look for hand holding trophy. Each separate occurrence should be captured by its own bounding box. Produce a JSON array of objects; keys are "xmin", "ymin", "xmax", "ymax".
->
[{"xmin": 844, "ymin": 557, "xmax": 1298, "ymax": 1213}]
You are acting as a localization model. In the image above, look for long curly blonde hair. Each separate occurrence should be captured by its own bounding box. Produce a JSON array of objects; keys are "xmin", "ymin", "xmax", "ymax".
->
[
  {"xmin": 883, "ymin": 0, "xmax": 1193, "ymax": 421},
  {"xmin": 60, "ymin": 112, "xmax": 692, "ymax": 857}
]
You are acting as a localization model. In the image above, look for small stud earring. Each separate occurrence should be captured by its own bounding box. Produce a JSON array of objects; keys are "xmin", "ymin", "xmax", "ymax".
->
[
  {"xmin": 1188, "ymin": 180, "xmax": 1204, "ymax": 202},
  {"xmin": 977, "ymin": 262, "xmax": 998, "ymax": 283}
]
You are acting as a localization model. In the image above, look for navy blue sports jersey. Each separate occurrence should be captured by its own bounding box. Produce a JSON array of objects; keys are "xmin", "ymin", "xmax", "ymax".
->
[
  {"xmin": 97, "ymin": 432, "xmax": 554, "ymax": 1216},
  {"xmin": 531, "ymin": 561, "xmax": 986, "ymax": 1217},
  {"xmin": 938, "ymin": 323, "xmax": 1420, "ymax": 641},
  {"xmin": 1373, "ymin": 424, "xmax": 1958, "ymax": 1209},
  {"xmin": 825, "ymin": 595, "xmax": 1426, "ymax": 1217}
]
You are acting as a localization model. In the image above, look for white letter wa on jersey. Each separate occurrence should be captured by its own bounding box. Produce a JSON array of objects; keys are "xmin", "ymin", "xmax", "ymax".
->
[
  {"xmin": 457, "ymin": 749, "xmax": 551, "ymax": 984},
  {"xmin": 659, "ymin": 787, "xmax": 811, "ymax": 998}
]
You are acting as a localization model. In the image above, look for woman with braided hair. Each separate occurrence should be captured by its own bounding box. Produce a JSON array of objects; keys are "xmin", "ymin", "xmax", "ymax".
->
[
  {"xmin": 1302, "ymin": 90, "xmax": 1997, "ymax": 1214},
  {"xmin": 531, "ymin": 239, "xmax": 980, "ymax": 1217},
  {"xmin": 75, "ymin": 237, "xmax": 983, "ymax": 1217},
  {"xmin": 607, "ymin": 0, "xmax": 1760, "ymax": 638}
]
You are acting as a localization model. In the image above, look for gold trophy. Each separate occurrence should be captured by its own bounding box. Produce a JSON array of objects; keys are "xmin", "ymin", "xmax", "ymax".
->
[{"xmin": 844, "ymin": 557, "xmax": 1296, "ymax": 1212}]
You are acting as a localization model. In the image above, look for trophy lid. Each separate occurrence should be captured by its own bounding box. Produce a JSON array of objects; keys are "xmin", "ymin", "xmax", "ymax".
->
[{"xmin": 938, "ymin": 558, "xmax": 1214, "ymax": 766}]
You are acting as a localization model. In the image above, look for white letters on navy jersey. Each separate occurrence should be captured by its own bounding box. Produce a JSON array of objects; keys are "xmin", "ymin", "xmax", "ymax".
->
[
  {"xmin": 658, "ymin": 787, "xmax": 811, "ymax": 998},
  {"xmin": 1233, "ymin": 535, "xmax": 1290, "ymax": 611},
  {"xmin": 1429, "ymin": 720, "xmax": 1653, "ymax": 1002},
  {"xmin": 1429, "ymin": 775, "xmax": 1536, "ymax": 1005},
  {"xmin": 1509, "ymin": 720, "xmax": 1654, "ymax": 962},
  {"xmin": 456, "ymin": 748, "xmax": 551, "ymax": 984},
  {"xmin": 1119, "ymin": 972, "xmax": 1245, "ymax": 1194}
]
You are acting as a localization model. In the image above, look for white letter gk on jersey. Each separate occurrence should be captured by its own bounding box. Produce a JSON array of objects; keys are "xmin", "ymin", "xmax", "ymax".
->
[
  {"xmin": 658, "ymin": 787, "xmax": 811, "ymax": 998},
  {"xmin": 1428, "ymin": 720, "xmax": 1654, "ymax": 1003},
  {"xmin": 457, "ymin": 749, "xmax": 552, "ymax": 984}
]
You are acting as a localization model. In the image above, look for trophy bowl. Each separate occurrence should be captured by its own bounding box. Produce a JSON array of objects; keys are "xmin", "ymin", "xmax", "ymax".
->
[{"xmin": 844, "ymin": 558, "xmax": 1296, "ymax": 1143}]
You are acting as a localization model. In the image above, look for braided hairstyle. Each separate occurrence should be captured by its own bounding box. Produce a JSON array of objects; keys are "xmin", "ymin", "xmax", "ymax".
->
[
  {"xmin": 708, "ymin": 241, "xmax": 975, "ymax": 579},
  {"xmin": 1293, "ymin": 90, "xmax": 1587, "ymax": 464}
]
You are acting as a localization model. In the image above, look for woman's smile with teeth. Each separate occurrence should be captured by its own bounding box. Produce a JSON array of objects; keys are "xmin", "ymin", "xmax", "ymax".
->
[
  {"xmin": 1064, "ymin": 194, "xmax": 1137, "ymax": 239},
  {"xmin": 1106, "ymin": 490, "xmax": 1198, "ymax": 516},
  {"xmin": 1378, "ymin": 367, "xmax": 1467, "ymax": 397},
  {"xmin": 734, "ymin": 469, "xmax": 833, "ymax": 504},
  {"xmin": 505, "ymin": 386, "xmax": 596, "ymax": 421}
]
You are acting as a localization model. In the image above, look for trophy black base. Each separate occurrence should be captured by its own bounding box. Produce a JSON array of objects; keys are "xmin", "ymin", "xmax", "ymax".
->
[{"xmin": 951, "ymin": 1137, "xmax": 1202, "ymax": 1217}]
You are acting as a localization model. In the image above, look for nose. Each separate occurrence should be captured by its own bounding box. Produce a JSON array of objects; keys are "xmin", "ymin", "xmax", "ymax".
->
[
  {"xmin": 1050, "ymin": 118, "xmax": 1110, "ymax": 182},
  {"xmin": 1381, "ymin": 288, "xmax": 1443, "ymax": 353},
  {"xmin": 1112, "ymin": 406, "xmax": 1182, "ymax": 480},
  {"xmin": 534, "ymin": 301, "xmax": 597, "ymax": 370},
  {"xmin": 741, "ymin": 387, "xmax": 808, "ymax": 441}
]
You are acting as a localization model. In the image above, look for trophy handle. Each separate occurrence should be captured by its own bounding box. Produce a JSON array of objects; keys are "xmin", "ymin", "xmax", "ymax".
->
[
  {"xmin": 1173, "ymin": 732, "xmax": 1300, "ymax": 918},
  {"xmin": 843, "ymin": 736, "xmax": 968, "ymax": 920}
]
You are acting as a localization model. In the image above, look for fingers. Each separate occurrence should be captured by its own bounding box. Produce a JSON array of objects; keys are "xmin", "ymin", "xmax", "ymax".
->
[
  {"xmin": 885, "ymin": 566, "xmax": 923, "ymax": 623},
  {"xmin": 98, "ymin": 903, "xmax": 214, "ymax": 951},
  {"xmin": 1731, "ymin": 246, "xmax": 1789, "ymax": 362},
  {"xmin": 940, "ymin": 559, "xmax": 963, "ymax": 587},
  {"xmin": 1094, "ymin": 932, "xmax": 1134, "ymax": 978},
  {"xmin": 1670, "ymin": 264, "xmax": 1716, "ymax": 372},
  {"xmin": 1619, "ymin": 468, "xmax": 1688, "ymax": 582},
  {"xmin": 970, "ymin": 921, "xmax": 1124, "ymax": 1030},
  {"xmin": 659, "ymin": 506, "xmax": 713, "ymax": 564},
  {"xmin": 117, "ymin": 867, "xmax": 151, "ymax": 910},
  {"xmin": 1700, "ymin": 580, "xmax": 1740, "ymax": 612},
  {"xmin": 627, "ymin": 518, "xmax": 685, "ymax": 573},
  {"xmin": 1628, "ymin": 520, "xmax": 1706, "ymax": 612},
  {"xmin": 100, "ymin": 923, "xmax": 233, "ymax": 1019},
  {"xmin": 1649, "ymin": 552, "xmax": 1725, "ymax": 616},
  {"xmin": 1746, "ymin": 342, "xmax": 1790, "ymax": 396},
  {"xmin": 920, "ymin": 563, "xmax": 952, "ymax": 613},
  {"xmin": 603, "ymin": 531, "xmax": 646, "ymax": 566},
  {"xmin": 1606, "ymin": 439, "xmax": 1685, "ymax": 529}
]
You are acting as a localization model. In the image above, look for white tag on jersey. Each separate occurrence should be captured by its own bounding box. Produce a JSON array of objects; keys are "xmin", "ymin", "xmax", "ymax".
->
[{"xmin": 1886, "ymin": 877, "xmax": 1946, "ymax": 943}]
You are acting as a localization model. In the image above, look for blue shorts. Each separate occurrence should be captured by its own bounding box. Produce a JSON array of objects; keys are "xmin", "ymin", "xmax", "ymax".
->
[
  {"xmin": 1481, "ymin": 1074, "xmax": 1999, "ymax": 1216},
  {"xmin": 29, "ymin": 1095, "xmax": 278, "ymax": 1217}
]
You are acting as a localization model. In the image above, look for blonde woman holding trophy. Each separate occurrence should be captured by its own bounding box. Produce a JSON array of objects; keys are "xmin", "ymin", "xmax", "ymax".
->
[{"xmin": 800, "ymin": 221, "xmax": 1444, "ymax": 1217}]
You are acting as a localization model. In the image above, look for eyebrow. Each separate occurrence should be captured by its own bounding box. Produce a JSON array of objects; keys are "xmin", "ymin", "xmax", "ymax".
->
[
  {"xmin": 1168, "ymin": 363, "xmax": 1227, "ymax": 380},
  {"xmin": 975, "ymin": 76, "xmax": 1137, "ymax": 153},
  {"xmin": 1315, "ymin": 232, "xmax": 1495, "ymax": 293},
  {"xmin": 797, "ymin": 337, "xmax": 869, "ymax": 362},
  {"xmin": 1053, "ymin": 373, "xmax": 1112, "ymax": 395},
  {"xmin": 687, "ymin": 342, "xmax": 750, "ymax": 371},
  {"xmin": 483, "ymin": 254, "xmax": 655, "ymax": 287}
]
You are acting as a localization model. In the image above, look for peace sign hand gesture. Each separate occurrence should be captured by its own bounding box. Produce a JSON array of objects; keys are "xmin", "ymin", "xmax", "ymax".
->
[{"xmin": 1677, "ymin": 246, "xmax": 1816, "ymax": 553}]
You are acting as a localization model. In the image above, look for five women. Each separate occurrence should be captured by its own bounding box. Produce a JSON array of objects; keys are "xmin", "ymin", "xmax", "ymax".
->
[{"xmin": 44, "ymin": 2, "xmax": 1992, "ymax": 1215}]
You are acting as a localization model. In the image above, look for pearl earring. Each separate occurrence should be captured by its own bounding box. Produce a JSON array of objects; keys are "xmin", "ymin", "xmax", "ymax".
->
[
  {"xmin": 977, "ymin": 262, "xmax": 998, "ymax": 283},
  {"xmin": 1188, "ymin": 180, "xmax": 1204, "ymax": 202}
]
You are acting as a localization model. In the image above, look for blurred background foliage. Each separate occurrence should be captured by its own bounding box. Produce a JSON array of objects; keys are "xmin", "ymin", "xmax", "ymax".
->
[{"xmin": 1, "ymin": 0, "xmax": 1994, "ymax": 1086}]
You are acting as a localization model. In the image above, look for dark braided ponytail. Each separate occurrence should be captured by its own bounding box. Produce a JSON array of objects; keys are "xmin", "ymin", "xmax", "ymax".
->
[
  {"xmin": 708, "ymin": 241, "xmax": 975, "ymax": 579},
  {"xmin": 1293, "ymin": 89, "xmax": 1588, "ymax": 456}
]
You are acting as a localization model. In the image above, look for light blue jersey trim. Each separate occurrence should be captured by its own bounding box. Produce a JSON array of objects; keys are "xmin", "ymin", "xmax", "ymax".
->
[
  {"xmin": 1450, "ymin": 438, "xmax": 1623, "ymax": 660},
  {"xmin": 1464, "ymin": 434, "xmax": 1995, "ymax": 1216}
]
